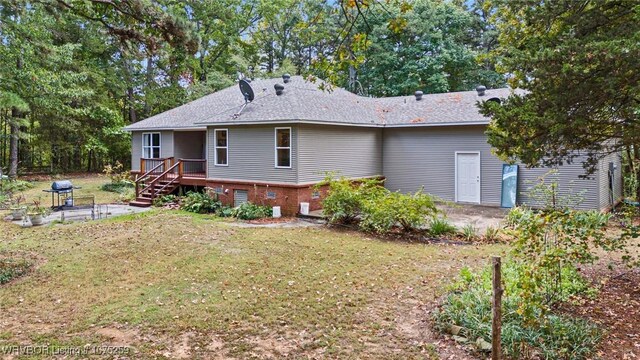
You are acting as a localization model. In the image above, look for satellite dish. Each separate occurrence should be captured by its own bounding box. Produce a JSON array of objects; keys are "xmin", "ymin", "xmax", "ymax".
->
[{"xmin": 239, "ymin": 79, "xmax": 255, "ymax": 102}]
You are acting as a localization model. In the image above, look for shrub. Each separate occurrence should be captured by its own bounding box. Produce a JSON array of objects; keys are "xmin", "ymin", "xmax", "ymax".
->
[
  {"xmin": 232, "ymin": 202, "xmax": 272, "ymax": 220},
  {"xmin": 428, "ymin": 218, "xmax": 457, "ymax": 236},
  {"xmin": 483, "ymin": 226, "xmax": 501, "ymax": 242},
  {"xmin": 118, "ymin": 188, "xmax": 136, "ymax": 203},
  {"xmin": 101, "ymin": 161, "xmax": 133, "ymax": 193},
  {"xmin": 180, "ymin": 192, "xmax": 221, "ymax": 214},
  {"xmin": 153, "ymin": 194, "xmax": 178, "ymax": 207},
  {"xmin": 506, "ymin": 206, "xmax": 616, "ymax": 318},
  {"xmin": 318, "ymin": 175, "xmax": 387, "ymax": 224},
  {"xmin": 460, "ymin": 224, "xmax": 478, "ymax": 241},
  {"xmin": 0, "ymin": 258, "xmax": 33, "ymax": 285},
  {"xmin": 360, "ymin": 189, "xmax": 438, "ymax": 233},
  {"xmin": 0, "ymin": 179, "xmax": 33, "ymax": 194},
  {"xmin": 103, "ymin": 161, "xmax": 131, "ymax": 184},
  {"xmin": 434, "ymin": 262, "xmax": 601, "ymax": 359},
  {"xmin": 101, "ymin": 182, "xmax": 134, "ymax": 193},
  {"xmin": 217, "ymin": 206, "xmax": 234, "ymax": 218}
]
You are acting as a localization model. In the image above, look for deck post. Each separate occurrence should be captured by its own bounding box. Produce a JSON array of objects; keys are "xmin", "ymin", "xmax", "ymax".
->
[
  {"xmin": 178, "ymin": 160, "xmax": 184, "ymax": 177},
  {"xmin": 140, "ymin": 158, "xmax": 145, "ymax": 173},
  {"xmin": 492, "ymin": 256, "xmax": 503, "ymax": 360}
]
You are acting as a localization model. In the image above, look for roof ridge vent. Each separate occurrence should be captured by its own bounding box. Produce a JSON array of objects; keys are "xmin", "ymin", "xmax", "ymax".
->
[
  {"xmin": 274, "ymin": 83, "xmax": 285, "ymax": 96},
  {"xmin": 282, "ymin": 74, "xmax": 291, "ymax": 83},
  {"xmin": 476, "ymin": 85, "xmax": 486, "ymax": 96},
  {"xmin": 414, "ymin": 90, "xmax": 423, "ymax": 101}
]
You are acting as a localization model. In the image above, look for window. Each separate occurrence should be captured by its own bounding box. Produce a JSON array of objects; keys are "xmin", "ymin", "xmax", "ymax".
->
[
  {"xmin": 142, "ymin": 133, "xmax": 161, "ymax": 158},
  {"xmin": 214, "ymin": 129, "xmax": 228, "ymax": 166},
  {"xmin": 275, "ymin": 127, "xmax": 291, "ymax": 168},
  {"xmin": 266, "ymin": 191, "xmax": 276, "ymax": 199}
]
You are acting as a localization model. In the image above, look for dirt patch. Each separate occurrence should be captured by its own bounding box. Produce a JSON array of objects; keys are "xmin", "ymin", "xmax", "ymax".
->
[
  {"xmin": 95, "ymin": 326, "xmax": 140, "ymax": 346},
  {"xmin": 397, "ymin": 301, "xmax": 477, "ymax": 360},
  {"xmin": 560, "ymin": 266, "xmax": 640, "ymax": 360},
  {"xmin": 228, "ymin": 218, "xmax": 321, "ymax": 228},
  {"xmin": 247, "ymin": 335, "xmax": 298, "ymax": 358}
]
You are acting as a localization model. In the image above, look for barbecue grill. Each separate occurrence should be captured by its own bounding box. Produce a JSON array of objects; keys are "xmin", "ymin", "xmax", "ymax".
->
[{"xmin": 43, "ymin": 180, "xmax": 80, "ymax": 210}]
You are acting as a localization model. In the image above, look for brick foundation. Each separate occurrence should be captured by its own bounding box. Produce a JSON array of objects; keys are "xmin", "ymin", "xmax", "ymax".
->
[{"xmin": 204, "ymin": 180, "xmax": 328, "ymax": 216}]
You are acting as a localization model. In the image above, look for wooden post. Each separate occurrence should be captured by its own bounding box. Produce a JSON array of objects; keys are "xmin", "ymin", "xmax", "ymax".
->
[
  {"xmin": 492, "ymin": 256, "xmax": 503, "ymax": 360},
  {"xmin": 140, "ymin": 158, "xmax": 145, "ymax": 173},
  {"xmin": 178, "ymin": 160, "xmax": 184, "ymax": 177}
]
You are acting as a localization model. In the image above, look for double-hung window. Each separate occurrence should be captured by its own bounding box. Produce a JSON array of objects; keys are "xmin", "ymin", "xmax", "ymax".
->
[
  {"xmin": 275, "ymin": 127, "xmax": 291, "ymax": 168},
  {"xmin": 142, "ymin": 133, "xmax": 161, "ymax": 158},
  {"xmin": 214, "ymin": 129, "xmax": 228, "ymax": 166}
]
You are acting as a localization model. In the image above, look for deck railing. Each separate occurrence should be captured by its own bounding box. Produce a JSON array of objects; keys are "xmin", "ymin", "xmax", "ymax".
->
[
  {"xmin": 135, "ymin": 158, "xmax": 206, "ymax": 199},
  {"xmin": 138, "ymin": 161, "xmax": 181, "ymax": 201},
  {"xmin": 179, "ymin": 159, "xmax": 206, "ymax": 178},
  {"xmin": 140, "ymin": 157, "xmax": 175, "ymax": 175}
]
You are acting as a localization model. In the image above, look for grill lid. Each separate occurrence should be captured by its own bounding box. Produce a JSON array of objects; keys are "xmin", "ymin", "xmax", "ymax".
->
[{"xmin": 52, "ymin": 180, "xmax": 73, "ymax": 191}]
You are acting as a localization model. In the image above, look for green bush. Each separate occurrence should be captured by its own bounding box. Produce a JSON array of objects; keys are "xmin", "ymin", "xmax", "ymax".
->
[
  {"xmin": 360, "ymin": 189, "xmax": 438, "ymax": 233},
  {"xmin": 483, "ymin": 226, "xmax": 501, "ymax": 242},
  {"xmin": 0, "ymin": 179, "xmax": 34, "ymax": 194},
  {"xmin": 231, "ymin": 202, "xmax": 272, "ymax": 220},
  {"xmin": 428, "ymin": 218, "xmax": 457, "ymax": 236},
  {"xmin": 153, "ymin": 194, "xmax": 178, "ymax": 207},
  {"xmin": 318, "ymin": 176, "xmax": 387, "ymax": 224},
  {"xmin": 434, "ymin": 262, "xmax": 601, "ymax": 359},
  {"xmin": 180, "ymin": 192, "xmax": 221, "ymax": 214},
  {"xmin": 217, "ymin": 206, "xmax": 234, "ymax": 218},
  {"xmin": 118, "ymin": 188, "xmax": 136, "ymax": 203},
  {"xmin": 0, "ymin": 258, "xmax": 33, "ymax": 285},
  {"xmin": 506, "ymin": 207, "xmax": 616, "ymax": 318},
  {"xmin": 460, "ymin": 224, "xmax": 478, "ymax": 241},
  {"xmin": 101, "ymin": 181, "xmax": 134, "ymax": 193}
]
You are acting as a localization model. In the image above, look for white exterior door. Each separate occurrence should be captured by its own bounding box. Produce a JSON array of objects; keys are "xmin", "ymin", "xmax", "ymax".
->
[{"xmin": 456, "ymin": 152, "xmax": 481, "ymax": 203}]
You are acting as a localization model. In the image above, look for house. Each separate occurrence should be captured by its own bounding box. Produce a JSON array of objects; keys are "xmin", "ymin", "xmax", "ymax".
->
[{"xmin": 124, "ymin": 75, "xmax": 623, "ymax": 215}]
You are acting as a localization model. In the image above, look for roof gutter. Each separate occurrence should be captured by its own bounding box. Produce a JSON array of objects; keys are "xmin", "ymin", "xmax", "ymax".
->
[
  {"xmin": 192, "ymin": 119, "xmax": 490, "ymax": 128},
  {"xmin": 122, "ymin": 126, "xmax": 207, "ymax": 132}
]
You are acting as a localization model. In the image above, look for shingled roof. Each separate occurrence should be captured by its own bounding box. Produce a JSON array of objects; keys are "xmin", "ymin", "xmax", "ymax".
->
[{"xmin": 124, "ymin": 76, "xmax": 514, "ymax": 131}]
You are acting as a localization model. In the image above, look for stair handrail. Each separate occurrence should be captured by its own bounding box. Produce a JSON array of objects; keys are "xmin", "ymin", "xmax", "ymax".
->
[
  {"xmin": 135, "ymin": 161, "xmax": 166, "ymax": 197},
  {"xmin": 139, "ymin": 160, "xmax": 182, "ymax": 201}
]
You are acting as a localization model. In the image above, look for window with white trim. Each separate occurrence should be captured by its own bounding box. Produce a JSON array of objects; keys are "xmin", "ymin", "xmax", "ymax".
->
[
  {"xmin": 275, "ymin": 127, "xmax": 291, "ymax": 168},
  {"xmin": 142, "ymin": 133, "xmax": 161, "ymax": 158},
  {"xmin": 214, "ymin": 129, "xmax": 228, "ymax": 166}
]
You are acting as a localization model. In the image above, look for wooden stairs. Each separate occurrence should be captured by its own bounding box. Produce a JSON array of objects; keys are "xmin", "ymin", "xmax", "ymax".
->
[{"xmin": 131, "ymin": 158, "xmax": 182, "ymax": 208}]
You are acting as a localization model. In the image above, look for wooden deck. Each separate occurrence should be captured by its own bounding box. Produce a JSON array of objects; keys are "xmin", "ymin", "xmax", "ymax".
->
[{"xmin": 131, "ymin": 158, "xmax": 207, "ymax": 207}]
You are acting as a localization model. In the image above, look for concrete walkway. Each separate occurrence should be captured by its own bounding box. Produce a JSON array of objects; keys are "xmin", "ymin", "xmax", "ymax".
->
[
  {"xmin": 438, "ymin": 204, "xmax": 508, "ymax": 232},
  {"xmin": 9, "ymin": 204, "xmax": 150, "ymax": 227},
  {"xmin": 301, "ymin": 205, "xmax": 508, "ymax": 233}
]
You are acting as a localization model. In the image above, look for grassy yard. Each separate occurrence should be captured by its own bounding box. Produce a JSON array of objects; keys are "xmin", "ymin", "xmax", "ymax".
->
[
  {"xmin": 16, "ymin": 175, "xmax": 123, "ymax": 205},
  {"xmin": 0, "ymin": 207, "xmax": 505, "ymax": 359}
]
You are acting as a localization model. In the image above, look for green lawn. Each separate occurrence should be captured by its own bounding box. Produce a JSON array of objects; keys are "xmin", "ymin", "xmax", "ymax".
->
[
  {"xmin": 16, "ymin": 175, "xmax": 124, "ymax": 205},
  {"xmin": 0, "ymin": 207, "xmax": 506, "ymax": 359}
]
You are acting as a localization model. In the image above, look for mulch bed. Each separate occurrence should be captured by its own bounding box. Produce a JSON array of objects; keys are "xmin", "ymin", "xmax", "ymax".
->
[{"xmin": 560, "ymin": 266, "xmax": 640, "ymax": 359}]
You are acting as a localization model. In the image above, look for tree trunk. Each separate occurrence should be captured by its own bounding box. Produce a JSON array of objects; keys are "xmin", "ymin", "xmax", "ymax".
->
[
  {"xmin": 8, "ymin": 109, "xmax": 19, "ymax": 179},
  {"xmin": 144, "ymin": 54, "xmax": 154, "ymax": 117}
]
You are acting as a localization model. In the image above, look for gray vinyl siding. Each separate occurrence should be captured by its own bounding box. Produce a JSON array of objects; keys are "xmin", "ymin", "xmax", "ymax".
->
[
  {"xmin": 131, "ymin": 130, "xmax": 174, "ymax": 171},
  {"xmin": 383, "ymin": 125, "xmax": 603, "ymax": 210},
  {"xmin": 206, "ymin": 125, "xmax": 297, "ymax": 183},
  {"xmin": 517, "ymin": 159, "xmax": 599, "ymax": 211},
  {"xmin": 598, "ymin": 152, "xmax": 623, "ymax": 210},
  {"xmin": 174, "ymin": 131, "xmax": 206, "ymax": 160},
  {"xmin": 383, "ymin": 126, "xmax": 504, "ymax": 205},
  {"xmin": 297, "ymin": 124, "xmax": 383, "ymax": 183}
]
